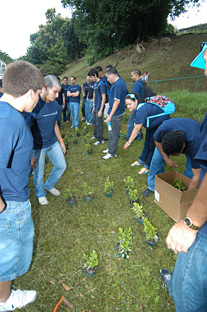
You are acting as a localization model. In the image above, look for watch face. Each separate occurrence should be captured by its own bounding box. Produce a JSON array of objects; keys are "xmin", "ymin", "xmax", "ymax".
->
[{"xmin": 185, "ymin": 218, "xmax": 191, "ymax": 226}]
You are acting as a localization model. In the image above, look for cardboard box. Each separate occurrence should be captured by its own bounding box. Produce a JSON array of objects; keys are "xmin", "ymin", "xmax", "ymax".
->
[{"xmin": 154, "ymin": 171, "xmax": 198, "ymax": 222}]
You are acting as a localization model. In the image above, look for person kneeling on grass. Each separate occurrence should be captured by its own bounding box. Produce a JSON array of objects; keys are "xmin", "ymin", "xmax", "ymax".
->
[{"xmin": 123, "ymin": 93, "xmax": 171, "ymax": 174}]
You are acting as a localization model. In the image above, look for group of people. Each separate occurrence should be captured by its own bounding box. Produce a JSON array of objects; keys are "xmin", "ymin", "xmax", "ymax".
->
[{"xmin": 0, "ymin": 44, "xmax": 207, "ymax": 311}]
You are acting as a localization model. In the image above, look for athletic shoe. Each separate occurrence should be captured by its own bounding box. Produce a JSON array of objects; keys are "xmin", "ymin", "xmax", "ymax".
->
[
  {"xmin": 160, "ymin": 268, "xmax": 172, "ymax": 286},
  {"xmin": 94, "ymin": 140, "xmax": 104, "ymax": 145},
  {"xmin": 38, "ymin": 197, "xmax": 49, "ymax": 205},
  {"xmin": 102, "ymin": 153, "xmax": 117, "ymax": 160},
  {"xmin": 0, "ymin": 289, "xmax": 37, "ymax": 311},
  {"xmin": 81, "ymin": 117, "xmax": 85, "ymax": 121},
  {"xmin": 46, "ymin": 188, "xmax": 60, "ymax": 196},
  {"xmin": 138, "ymin": 168, "xmax": 149, "ymax": 174},
  {"xmin": 70, "ymin": 125, "xmax": 74, "ymax": 128},
  {"xmin": 142, "ymin": 188, "xmax": 154, "ymax": 197},
  {"xmin": 90, "ymin": 136, "xmax": 96, "ymax": 140},
  {"xmin": 103, "ymin": 149, "xmax": 108, "ymax": 153}
]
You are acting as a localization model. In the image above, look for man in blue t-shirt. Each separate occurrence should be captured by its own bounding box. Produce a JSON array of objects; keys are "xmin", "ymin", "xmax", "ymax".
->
[
  {"xmin": 88, "ymin": 68, "xmax": 106, "ymax": 145},
  {"xmin": 25, "ymin": 75, "xmax": 66, "ymax": 206},
  {"xmin": 143, "ymin": 118, "xmax": 201, "ymax": 197},
  {"xmin": 103, "ymin": 67, "xmax": 128, "ymax": 159},
  {"xmin": 62, "ymin": 76, "xmax": 70, "ymax": 122},
  {"xmin": 0, "ymin": 61, "xmax": 45, "ymax": 311},
  {"xmin": 67, "ymin": 76, "xmax": 81, "ymax": 130},
  {"xmin": 81, "ymin": 76, "xmax": 90, "ymax": 121}
]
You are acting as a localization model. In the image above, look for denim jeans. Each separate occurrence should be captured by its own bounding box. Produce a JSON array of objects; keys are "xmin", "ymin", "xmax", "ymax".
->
[
  {"xmin": 32, "ymin": 141, "xmax": 66, "ymax": 198},
  {"xmin": 167, "ymin": 231, "xmax": 207, "ymax": 312},
  {"xmin": 85, "ymin": 99, "xmax": 93, "ymax": 124},
  {"xmin": 148, "ymin": 147, "xmax": 193, "ymax": 191},
  {"xmin": 108, "ymin": 114, "xmax": 123, "ymax": 156},
  {"xmin": 81, "ymin": 98, "xmax": 86, "ymax": 118},
  {"xmin": 65, "ymin": 101, "xmax": 71, "ymax": 121},
  {"xmin": 94, "ymin": 109, "xmax": 103, "ymax": 141},
  {"xmin": 0, "ymin": 200, "xmax": 34, "ymax": 281},
  {"xmin": 138, "ymin": 128, "xmax": 156, "ymax": 169},
  {"xmin": 70, "ymin": 101, "xmax": 80, "ymax": 129}
]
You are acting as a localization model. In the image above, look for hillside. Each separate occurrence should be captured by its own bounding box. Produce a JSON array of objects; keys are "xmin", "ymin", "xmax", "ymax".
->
[{"xmin": 61, "ymin": 33, "xmax": 207, "ymax": 93}]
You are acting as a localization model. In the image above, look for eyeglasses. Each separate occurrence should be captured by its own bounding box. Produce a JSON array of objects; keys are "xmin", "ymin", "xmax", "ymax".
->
[{"xmin": 126, "ymin": 93, "xmax": 136, "ymax": 100}]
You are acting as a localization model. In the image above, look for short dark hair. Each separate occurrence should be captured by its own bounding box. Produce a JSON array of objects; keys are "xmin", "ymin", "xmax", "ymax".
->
[
  {"xmin": 106, "ymin": 65, "xmax": 113, "ymax": 69},
  {"xmin": 44, "ymin": 75, "xmax": 61, "ymax": 89},
  {"xmin": 63, "ymin": 76, "xmax": 68, "ymax": 80},
  {"xmin": 88, "ymin": 68, "xmax": 98, "ymax": 77},
  {"xmin": 106, "ymin": 67, "xmax": 118, "ymax": 76},
  {"xmin": 132, "ymin": 69, "xmax": 141, "ymax": 77},
  {"xmin": 96, "ymin": 66, "xmax": 103, "ymax": 72},
  {"xmin": 162, "ymin": 132, "xmax": 185, "ymax": 155},
  {"xmin": 3, "ymin": 61, "xmax": 45, "ymax": 97},
  {"xmin": 70, "ymin": 75, "xmax": 76, "ymax": 80},
  {"xmin": 125, "ymin": 93, "xmax": 143, "ymax": 103}
]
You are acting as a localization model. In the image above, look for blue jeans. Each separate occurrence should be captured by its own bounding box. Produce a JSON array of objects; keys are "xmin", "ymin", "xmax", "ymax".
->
[
  {"xmin": 148, "ymin": 148, "xmax": 193, "ymax": 191},
  {"xmin": 81, "ymin": 98, "xmax": 86, "ymax": 118},
  {"xmin": 70, "ymin": 101, "xmax": 79, "ymax": 129},
  {"xmin": 65, "ymin": 101, "xmax": 71, "ymax": 121},
  {"xmin": 85, "ymin": 99, "xmax": 93, "ymax": 124},
  {"xmin": 108, "ymin": 114, "xmax": 123, "ymax": 156},
  {"xmin": 138, "ymin": 128, "xmax": 156, "ymax": 169},
  {"xmin": 32, "ymin": 141, "xmax": 66, "ymax": 198},
  {"xmin": 0, "ymin": 200, "xmax": 34, "ymax": 281},
  {"xmin": 167, "ymin": 231, "xmax": 207, "ymax": 312}
]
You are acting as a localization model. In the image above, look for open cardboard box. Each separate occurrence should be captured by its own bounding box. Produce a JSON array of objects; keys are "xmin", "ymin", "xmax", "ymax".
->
[{"xmin": 154, "ymin": 171, "xmax": 198, "ymax": 222}]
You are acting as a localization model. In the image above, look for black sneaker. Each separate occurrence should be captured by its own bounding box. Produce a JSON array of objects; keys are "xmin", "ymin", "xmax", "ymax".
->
[
  {"xmin": 142, "ymin": 188, "xmax": 154, "ymax": 197},
  {"xmin": 160, "ymin": 268, "xmax": 172, "ymax": 286}
]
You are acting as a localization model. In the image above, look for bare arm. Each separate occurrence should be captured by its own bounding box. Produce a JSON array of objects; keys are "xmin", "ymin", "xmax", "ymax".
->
[
  {"xmin": 0, "ymin": 197, "xmax": 5, "ymax": 213},
  {"xmin": 54, "ymin": 121, "xmax": 66, "ymax": 154},
  {"xmin": 124, "ymin": 124, "xmax": 143, "ymax": 149},
  {"xmin": 155, "ymin": 141, "xmax": 177, "ymax": 167},
  {"xmin": 97, "ymin": 93, "xmax": 106, "ymax": 118},
  {"xmin": 188, "ymin": 168, "xmax": 200, "ymax": 190}
]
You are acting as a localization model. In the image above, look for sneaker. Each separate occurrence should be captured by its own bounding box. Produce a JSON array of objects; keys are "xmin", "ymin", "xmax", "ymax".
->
[
  {"xmin": 38, "ymin": 197, "xmax": 49, "ymax": 205},
  {"xmin": 94, "ymin": 140, "xmax": 104, "ymax": 145},
  {"xmin": 91, "ymin": 136, "xmax": 96, "ymax": 140},
  {"xmin": 160, "ymin": 268, "xmax": 172, "ymax": 286},
  {"xmin": 142, "ymin": 188, "xmax": 154, "ymax": 197},
  {"xmin": 46, "ymin": 188, "xmax": 60, "ymax": 196},
  {"xmin": 103, "ymin": 148, "xmax": 108, "ymax": 153},
  {"xmin": 103, "ymin": 153, "xmax": 117, "ymax": 160},
  {"xmin": 138, "ymin": 168, "xmax": 149, "ymax": 174},
  {"xmin": 0, "ymin": 289, "xmax": 37, "ymax": 311},
  {"xmin": 81, "ymin": 117, "xmax": 85, "ymax": 121},
  {"xmin": 70, "ymin": 125, "xmax": 74, "ymax": 128}
]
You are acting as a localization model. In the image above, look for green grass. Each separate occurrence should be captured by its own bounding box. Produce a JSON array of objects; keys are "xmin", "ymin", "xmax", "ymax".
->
[{"xmin": 14, "ymin": 89, "xmax": 207, "ymax": 311}]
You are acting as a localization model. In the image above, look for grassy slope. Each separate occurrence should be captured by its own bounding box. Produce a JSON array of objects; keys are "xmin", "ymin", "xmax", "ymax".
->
[{"xmin": 16, "ymin": 33, "xmax": 207, "ymax": 312}]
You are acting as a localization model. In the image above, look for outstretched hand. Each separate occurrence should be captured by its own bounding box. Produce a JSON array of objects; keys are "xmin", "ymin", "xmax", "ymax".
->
[
  {"xmin": 165, "ymin": 158, "xmax": 177, "ymax": 168},
  {"xmin": 166, "ymin": 220, "xmax": 198, "ymax": 254}
]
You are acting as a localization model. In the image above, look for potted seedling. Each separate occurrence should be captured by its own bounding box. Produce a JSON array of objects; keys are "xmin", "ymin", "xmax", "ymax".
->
[
  {"xmin": 64, "ymin": 188, "xmax": 76, "ymax": 206},
  {"xmin": 123, "ymin": 176, "xmax": 135, "ymax": 195},
  {"xmin": 116, "ymin": 227, "xmax": 132, "ymax": 259},
  {"xmin": 131, "ymin": 202, "xmax": 147, "ymax": 224},
  {"xmin": 82, "ymin": 250, "xmax": 99, "ymax": 277},
  {"xmin": 86, "ymin": 142, "xmax": 93, "ymax": 155},
  {"xmin": 83, "ymin": 182, "xmax": 94, "ymax": 202},
  {"xmin": 76, "ymin": 128, "xmax": 80, "ymax": 137},
  {"xmin": 104, "ymin": 177, "xmax": 114, "ymax": 197},
  {"xmin": 171, "ymin": 178, "xmax": 186, "ymax": 191},
  {"xmin": 84, "ymin": 133, "xmax": 90, "ymax": 143},
  {"xmin": 143, "ymin": 217, "xmax": 159, "ymax": 246},
  {"xmin": 129, "ymin": 188, "xmax": 140, "ymax": 207},
  {"xmin": 82, "ymin": 124, "xmax": 88, "ymax": 135}
]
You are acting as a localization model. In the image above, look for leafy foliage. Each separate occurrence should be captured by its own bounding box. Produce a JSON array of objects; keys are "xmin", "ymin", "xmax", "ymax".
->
[
  {"xmin": 118, "ymin": 227, "xmax": 132, "ymax": 258},
  {"xmin": 104, "ymin": 177, "xmax": 114, "ymax": 193},
  {"xmin": 131, "ymin": 202, "xmax": 144, "ymax": 219},
  {"xmin": 83, "ymin": 250, "xmax": 99, "ymax": 269},
  {"xmin": 123, "ymin": 176, "xmax": 135, "ymax": 190},
  {"xmin": 143, "ymin": 217, "xmax": 158, "ymax": 241},
  {"xmin": 171, "ymin": 178, "xmax": 187, "ymax": 191},
  {"xmin": 129, "ymin": 188, "xmax": 139, "ymax": 202},
  {"xmin": 64, "ymin": 188, "xmax": 74, "ymax": 200},
  {"xmin": 83, "ymin": 182, "xmax": 93, "ymax": 197}
]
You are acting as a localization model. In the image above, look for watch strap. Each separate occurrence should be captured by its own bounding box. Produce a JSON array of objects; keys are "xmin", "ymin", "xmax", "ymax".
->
[{"xmin": 184, "ymin": 216, "xmax": 200, "ymax": 231}]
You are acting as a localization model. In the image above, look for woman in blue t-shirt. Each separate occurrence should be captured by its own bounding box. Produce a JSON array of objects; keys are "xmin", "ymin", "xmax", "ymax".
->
[{"xmin": 123, "ymin": 93, "xmax": 170, "ymax": 174}]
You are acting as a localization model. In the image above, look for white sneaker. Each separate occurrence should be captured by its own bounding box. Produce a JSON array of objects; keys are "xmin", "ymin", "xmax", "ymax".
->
[
  {"xmin": 94, "ymin": 140, "xmax": 104, "ymax": 145},
  {"xmin": 103, "ymin": 148, "xmax": 108, "ymax": 153},
  {"xmin": 38, "ymin": 197, "xmax": 49, "ymax": 205},
  {"xmin": 81, "ymin": 117, "xmax": 85, "ymax": 121},
  {"xmin": 102, "ymin": 153, "xmax": 117, "ymax": 160},
  {"xmin": 90, "ymin": 136, "xmax": 96, "ymax": 140},
  {"xmin": 0, "ymin": 289, "xmax": 37, "ymax": 311},
  {"xmin": 70, "ymin": 125, "xmax": 74, "ymax": 128},
  {"xmin": 46, "ymin": 188, "xmax": 60, "ymax": 196}
]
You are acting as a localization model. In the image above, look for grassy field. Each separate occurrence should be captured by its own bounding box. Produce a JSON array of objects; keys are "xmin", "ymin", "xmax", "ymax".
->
[{"xmin": 14, "ymin": 88, "xmax": 207, "ymax": 311}]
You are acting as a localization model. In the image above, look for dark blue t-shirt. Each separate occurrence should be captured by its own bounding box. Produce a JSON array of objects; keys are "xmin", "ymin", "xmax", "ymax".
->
[
  {"xmin": 132, "ymin": 79, "xmax": 145, "ymax": 100},
  {"xmin": 108, "ymin": 78, "xmax": 127, "ymax": 116},
  {"xmin": 94, "ymin": 81, "xmax": 106, "ymax": 110},
  {"xmin": 82, "ymin": 82, "xmax": 89, "ymax": 99},
  {"xmin": 0, "ymin": 101, "xmax": 33, "ymax": 201},
  {"xmin": 0, "ymin": 92, "xmax": 3, "ymax": 98},
  {"xmin": 25, "ymin": 95, "xmax": 60, "ymax": 150},
  {"xmin": 56, "ymin": 86, "xmax": 64, "ymax": 105},
  {"xmin": 68, "ymin": 84, "xmax": 81, "ymax": 103},
  {"xmin": 154, "ymin": 118, "xmax": 201, "ymax": 169},
  {"xmin": 135, "ymin": 103, "xmax": 170, "ymax": 129},
  {"xmin": 62, "ymin": 83, "xmax": 70, "ymax": 103}
]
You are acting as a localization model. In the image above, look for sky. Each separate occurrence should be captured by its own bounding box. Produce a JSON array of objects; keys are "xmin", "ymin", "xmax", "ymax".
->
[{"xmin": 1, "ymin": 1, "xmax": 207, "ymax": 59}]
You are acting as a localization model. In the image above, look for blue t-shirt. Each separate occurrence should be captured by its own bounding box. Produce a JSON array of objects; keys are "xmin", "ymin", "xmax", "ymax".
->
[
  {"xmin": 108, "ymin": 78, "xmax": 127, "ymax": 117},
  {"xmin": 56, "ymin": 86, "xmax": 64, "ymax": 105},
  {"xmin": 68, "ymin": 84, "xmax": 81, "ymax": 103},
  {"xmin": 62, "ymin": 83, "xmax": 70, "ymax": 103},
  {"xmin": 94, "ymin": 81, "xmax": 106, "ymax": 110},
  {"xmin": 0, "ymin": 101, "xmax": 33, "ymax": 201},
  {"xmin": 0, "ymin": 92, "xmax": 3, "ymax": 98},
  {"xmin": 154, "ymin": 118, "xmax": 201, "ymax": 169},
  {"xmin": 82, "ymin": 82, "xmax": 89, "ymax": 99},
  {"xmin": 24, "ymin": 95, "xmax": 60, "ymax": 150},
  {"xmin": 135, "ymin": 103, "xmax": 170, "ymax": 129},
  {"xmin": 132, "ymin": 79, "xmax": 145, "ymax": 100}
]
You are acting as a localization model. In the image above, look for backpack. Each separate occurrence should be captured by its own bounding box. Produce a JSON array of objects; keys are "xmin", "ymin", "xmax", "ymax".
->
[
  {"xmin": 98, "ymin": 80, "xmax": 109, "ymax": 103},
  {"xmin": 140, "ymin": 80, "xmax": 156, "ymax": 99},
  {"xmin": 137, "ymin": 95, "xmax": 175, "ymax": 128}
]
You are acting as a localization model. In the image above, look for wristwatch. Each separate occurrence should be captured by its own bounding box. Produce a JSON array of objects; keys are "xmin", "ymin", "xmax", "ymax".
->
[
  {"xmin": 183, "ymin": 216, "xmax": 200, "ymax": 230},
  {"xmin": 100, "ymin": 108, "xmax": 103, "ymax": 111}
]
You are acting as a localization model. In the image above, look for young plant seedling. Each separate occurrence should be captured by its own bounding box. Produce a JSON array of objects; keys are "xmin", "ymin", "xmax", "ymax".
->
[
  {"xmin": 117, "ymin": 226, "xmax": 132, "ymax": 258},
  {"xmin": 83, "ymin": 182, "xmax": 93, "ymax": 197},
  {"xmin": 143, "ymin": 217, "xmax": 158, "ymax": 243},
  {"xmin": 104, "ymin": 177, "xmax": 114, "ymax": 193},
  {"xmin": 171, "ymin": 178, "xmax": 186, "ymax": 191},
  {"xmin": 83, "ymin": 250, "xmax": 99, "ymax": 270},
  {"xmin": 124, "ymin": 176, "xmax": 135, "ymax": 191}
]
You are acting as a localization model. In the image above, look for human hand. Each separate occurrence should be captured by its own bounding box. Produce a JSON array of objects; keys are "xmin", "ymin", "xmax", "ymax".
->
[
  {"xmin": 105, "ymin": 116, "xmax": 111, "ymax": 124},
  {"xmin": 31, "ymin": 156, "xmax": 36, "ymax": 169},
  {"xmin": 123, "ymin": 142, "xmax": 130, "ymax": 149},
  {"xmin": 60, "ymin": 141, "xmax": 66, "ymax": 154},
  {"xmin": 97, "ymin": 110, "xmax": 102, "ymax": 118},
  {"xmin": 165, "ymin": 158, "xmax": 177, "ymax": 168},
  {"xmin": 166, "ymin": 219, "xmax": 198, "ymax": 254}
]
